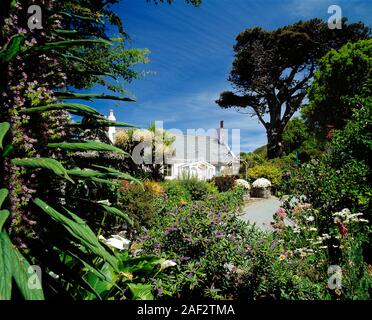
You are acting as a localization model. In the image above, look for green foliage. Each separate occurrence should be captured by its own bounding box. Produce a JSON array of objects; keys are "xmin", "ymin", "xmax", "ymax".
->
[
  {"xmin": 303, "ymin": 39, "xmax": 372, "ymax": 140},
  {"xmin": 253, "ymin": 145, "xmax": 268, "ymax": 158},
  {"xmin": 11, "ymin": 158, "xmax": 74, "ymax": 183},
  {"xmin": 0, "ymin": 122, "xmax": 10, "ymax": 149},
  {"xmin": 117, "ymin": 183, "xmax": 165, "ymax": 229},
  {"xmin": 211, "ymin": 176, "xmax": 236, "ymax": 192},
  {"xmin": 282, "ymin": 117, "xmax": 310, "ymax": 155},
  {"xmin": 284, "ymin": 101, "xmax": 371, "ymax": 226},
  {"xmin": 178, "ymin": 176, "xmax": 218, "ymax": 200},
  {"xmin": 247, "ymin": 162, "xmax": 283, "ymax": 187},
  {"xmin": 48, "ymin": 141, "xmax": 128, "ymax": 155},
  {"xmin": 141, "ymin": 188, "xmax": 249, "ymax": 299}
]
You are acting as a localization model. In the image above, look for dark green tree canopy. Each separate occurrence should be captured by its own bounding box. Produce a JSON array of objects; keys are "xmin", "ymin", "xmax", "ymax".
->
[
  {"xmin": 217, "ymin": 18, "xmax": 370, "ymax": 159},
  {"xmin": 302, "ymin": 39, "xmax": 372, "ymax": 140}
]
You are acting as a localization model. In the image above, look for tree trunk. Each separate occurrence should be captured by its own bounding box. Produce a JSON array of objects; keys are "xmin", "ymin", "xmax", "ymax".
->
[{"xmin": 267, "ymin": 127, "xmax": 283, "ymax": 159}]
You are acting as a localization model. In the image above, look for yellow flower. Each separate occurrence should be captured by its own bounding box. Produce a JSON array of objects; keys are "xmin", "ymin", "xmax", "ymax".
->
[
  {"xmin": 335, "ymin": 289, "xmax": 342, "ymax": 296},
  {"xmin": 279, "ymin": 254, "xmax": 286, "ymax": 261},
  {"xmin": 120, "ymin": 272, "xmax": 133, "ymax": 281},
  {"xmin": 300, "ymin": 251, "xmax": 307, "ymax": 258},
  {"xmin": 130, "ymin": 241, "xmax": 143, "ymax": 251},
  {"xmin": 293, "ymin": 275, "xmax": 300, "ymax": 281}
]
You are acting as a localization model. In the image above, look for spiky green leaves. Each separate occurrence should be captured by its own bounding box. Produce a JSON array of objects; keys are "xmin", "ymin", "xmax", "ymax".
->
[
  {"xmin": 11, "ymin": 158, "xmax": 74, "ymax": 183},
  {"xmin": 0, "ymin": 122, "xmax": 10, "ymax": 150}
]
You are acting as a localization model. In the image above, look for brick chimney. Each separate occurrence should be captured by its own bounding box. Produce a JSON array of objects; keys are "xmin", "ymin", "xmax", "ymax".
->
[{"xmin": 217, "ymin": 120, "xmax": 227, "ymax": 145}]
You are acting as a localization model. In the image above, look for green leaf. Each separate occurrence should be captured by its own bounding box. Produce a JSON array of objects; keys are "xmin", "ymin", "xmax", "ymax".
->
[
  {"xmin": 48, "ymin": 141, "xmax": 129, "ymax": 155},
  {"xmin": 2, "ymin": 144, "xmax": 14, "ymax": 158},
  {"xmin": 0, "ymin": 210, "xmax": 10, "ymax": 231},
  {"xmin": 84, "ymin": 262, "xmax": 117, "ymax": 300},
  {"xmin": 33, "ymin": 198, "xmax": 118, "ymax": 271},
  {"xmin": 67, "ymin": 168, "xmax": 106, "ymax": 179},
  {"xmin": 68, "ymin": 119, "xmax": 136, "ymax": 129},
  {"xmin": 0, "ymin": 232, "xmax": 44, "ymax": 300},
  {"xmin": 91, "ymin": 178, "xmax": 121, "ymax": 187},
  {"xmin": 101, "ymin": 205, "xmax": 133, "ymax": 226},
  {"xmin": 91, "ymin": 165, "xmax": 142, "ymax": 185},
  {"xmin": 0, "ymin": 35, "xmax": 23, "ymax": 63},
  {"xmin": 34, "ymin": 39, "xmax": 112, "ymax": 51},
  {"xmin": 19, "ymin": 103, "xmax": 102, "ymax": 117},
  {"xmin": 8, "ymin": 234, "xmax": 44, "ymax": 300},
  {"xmin": 127, "ymin": 283, "xmax": 154, "ymax": 300},
  {"xmin": 55, "ymin": 11, "xmax": 103, "ymax": 22},
  {"xmin": 0, "ymin": 188, "xmax": 8, "ymax": 208},
  {"xmin": 11, "ymin": 158, "xmax": 74, "ymax": 183},
  {"xmin": 0, "ymin": 122, "xmax": 10, "ymax": 150},
  {"xmin": 54, "ymin": 92, "xmax": 135, "ymax": 102},
  {"xmin": 0, "ymin": 232, "xmax": 12, "ymax": 300},
  {"xmin": 67, "ymin": 169, "xmax": 122, "ymax": 187}
]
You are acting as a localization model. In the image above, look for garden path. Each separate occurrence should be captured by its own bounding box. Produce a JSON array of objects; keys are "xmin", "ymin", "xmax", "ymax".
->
[{"xmin": 239, "ymin": 196, "xmax": 281, "ymax": 231}]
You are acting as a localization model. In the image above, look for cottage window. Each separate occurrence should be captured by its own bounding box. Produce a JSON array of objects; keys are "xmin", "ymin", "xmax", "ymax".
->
[{"xmin": 164, "ymin": 164, "xmax": 172, "ymax": 177}]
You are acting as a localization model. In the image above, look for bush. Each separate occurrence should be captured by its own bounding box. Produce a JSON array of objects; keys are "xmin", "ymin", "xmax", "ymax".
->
[
  {"xmin": 178, "ymin": 177, "xmax": 218, "ymax": 200},
  {"xmin": 140, "ymin": 188, "xmax": 257, "ymax": 299},
  {"xmin": 247, "ymin": 162, "xmax": 283, "ymax": 187},
  {"xmin": 212, "ymin": 176, "xmax": 237, "ymax": 192},
  {"xmin": 283, "ymin": 102, "xmax": 371, "ymax": 227},
  {"xmin": 117, "ymin": 183, "xmax": 165, "ymax": 229}
]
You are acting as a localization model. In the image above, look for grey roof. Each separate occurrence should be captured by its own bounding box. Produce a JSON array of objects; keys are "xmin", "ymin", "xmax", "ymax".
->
[{"xmin": 166, "ymin": 134, "xmax": 238, "ymax": 166}]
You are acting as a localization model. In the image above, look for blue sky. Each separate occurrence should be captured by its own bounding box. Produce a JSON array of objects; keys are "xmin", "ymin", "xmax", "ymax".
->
[{"xmin": 91, "ymin": 0, "xmax": 371, "ymax": 152}]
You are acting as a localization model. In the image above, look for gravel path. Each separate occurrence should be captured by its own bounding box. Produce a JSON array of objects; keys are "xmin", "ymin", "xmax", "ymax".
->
[{"xmin": 239, "ymin": 197, "xmax": 281, "ymax": 231}]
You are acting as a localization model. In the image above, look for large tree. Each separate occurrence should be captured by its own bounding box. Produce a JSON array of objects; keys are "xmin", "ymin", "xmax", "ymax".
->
[
  {"xmin": 302, "ymin": 39, "xmax": 372, "ymax": 141},
  {"xmin": 216, "ymin": 19, "xmax": 370, "ymax": 159}
]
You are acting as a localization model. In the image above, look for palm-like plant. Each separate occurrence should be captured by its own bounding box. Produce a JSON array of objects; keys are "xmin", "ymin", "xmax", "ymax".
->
[{"xmin": 0, "ymin": 0, "xmax": 160, "ymax": 300}]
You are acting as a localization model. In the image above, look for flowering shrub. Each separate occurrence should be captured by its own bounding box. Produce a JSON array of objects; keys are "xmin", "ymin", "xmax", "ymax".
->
[
  {"xmin": 252, "ymin": 178, "xmax": 272, "ymax": 188},
  {"xmin": 235, "ymin": 179, "xmax": 250, "ymax": 190}
]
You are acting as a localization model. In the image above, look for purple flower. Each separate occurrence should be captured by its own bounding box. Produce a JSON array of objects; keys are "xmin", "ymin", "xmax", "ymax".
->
[
  {"xmin": 164, "ymin": 226, "xmax": 178, "ymax": 235},
  {"xmin": 187, "ymin": 273, "xmax": 193, "ymax": 278},
  {"xmin": 270, "ymin": 241, "xmax": 276, "ymax": 249},
  {"xmin": 215, "ymin": 231, "xmax": 224, "ymax": 239},
  {"xmin": 180, "ymin": 256, "xmax": 190, "ymax": 262}
]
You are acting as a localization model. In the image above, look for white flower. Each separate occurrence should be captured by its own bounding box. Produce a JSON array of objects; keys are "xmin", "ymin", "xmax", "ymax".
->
[
  {"xmin": 236, "ymin": 179, "xmax": 250, "ymax": 190},
  {"xmin": 160, "ymin": 260, "xmax": 177, "ymax": 270},
  {"xmin": 49, "ymin": 271, "xmax": 60, "ymax": 280},
  {"xmin": 334, "ymin": 217, "xmax": 341, "ymax": 224},
  {"xmin": 359, "ymin": 219, "xmax": 369, "ymax": 223},
  {"xmin": 252, "ymin": 178, "xmax": 271, "ymax": 188},
  {"xmin": 132, "ymin": 129, "xmax": 154, "ymax": 142},
  {"xmin": 99, "ymin": 234, "xmax": 131, "ymax": 251},
  {"xmin": 322, "ymin": 233, "xmax": 331, "ymax": 239},
  {"xmin": 309, "ymin": 227, "xmax": 317, "ymax": 232},
  {"xmin": 224, "ymin": 262, "xmax": 235, "ymax": 272},
  {"xmin": 306, "ymin": 216, "xmax": 315, "ymax": 222},
  {"xmin": 96, "ymin": 199, "xmax": 111, "ymax": 206}
]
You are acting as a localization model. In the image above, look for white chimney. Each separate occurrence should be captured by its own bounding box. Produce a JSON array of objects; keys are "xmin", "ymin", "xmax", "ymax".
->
[
  {"xmin": 107, "ymin": 109, "xmax": 116, "ymax": 143},
  {"xmin": 217, "ymin": 120, "xmax": 227, "ymax": 145}
]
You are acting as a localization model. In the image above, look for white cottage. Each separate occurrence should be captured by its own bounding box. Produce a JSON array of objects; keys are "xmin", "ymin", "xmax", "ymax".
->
[
  {"xmin": 163, "ymin": 122, "xmax": 240, "ymax": 180},
  {"xmin": 107, "ymin": 111, "xmax": 239, "ymax": 180}
]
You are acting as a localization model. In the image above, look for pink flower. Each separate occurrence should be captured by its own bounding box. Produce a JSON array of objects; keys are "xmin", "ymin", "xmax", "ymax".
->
[
  {"xmin": 338, "ymin": 223, "xmax": 348, "ymax": 237},
  {"xmin": 276, "ymin": 207, "xmax": 287, "ymax": 219}
]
